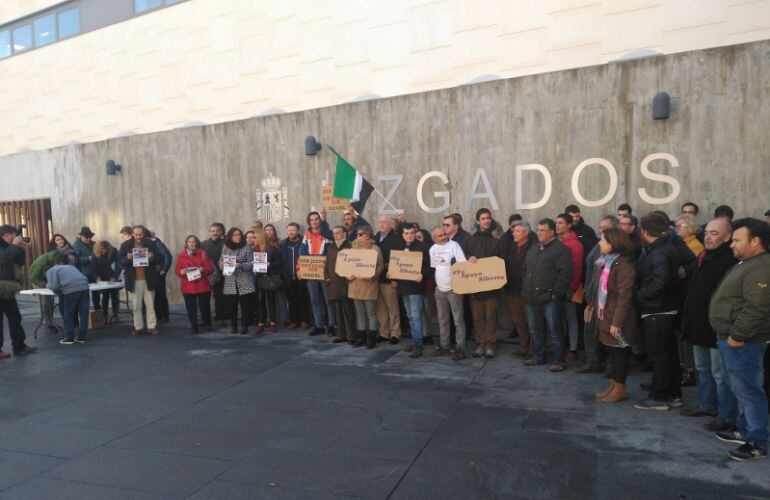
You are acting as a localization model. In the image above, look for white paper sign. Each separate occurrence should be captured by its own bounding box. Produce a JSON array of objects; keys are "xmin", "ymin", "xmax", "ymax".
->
[
  {"xmin": 185, "ymin": 268, "xmax": 202, "ymax": 282},
  {"xmin": 132, "ymin": 248, "xmax": 149, "ymax": 267},
  {"xmin": 222, "ymin": 255, "xmax": 237, "ymax": 276},
  {"xmin": 253, "ymin": 252, "xmax": 268, "ymax": 273}
]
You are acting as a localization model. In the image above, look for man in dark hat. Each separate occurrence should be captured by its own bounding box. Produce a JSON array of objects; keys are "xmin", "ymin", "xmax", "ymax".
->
[{"xmin": 73, "ymin": 226, "xmax": 96, "ymax": 283}]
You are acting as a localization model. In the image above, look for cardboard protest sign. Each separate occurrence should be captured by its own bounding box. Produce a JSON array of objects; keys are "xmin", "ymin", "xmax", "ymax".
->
[
  {"xmin": 388, "ymin": 250, "xmax": 423, "ymax": 282},
  {"xmin": 299, "ymin": 255, "xmax": 326, "ymax": 280},
  {"xmin": 450, "ymin": 256, "xmax": 507, "ymax": 294},
  {"xmin": 335, "ymin": 249, "xmax": 377, "ymax": 278},
  {"xmin": 322, "ymin": 185, "xmax": 349, "ymax": 212}
]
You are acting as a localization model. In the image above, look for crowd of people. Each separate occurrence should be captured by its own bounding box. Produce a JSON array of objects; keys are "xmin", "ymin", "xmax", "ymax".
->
[{"xmin": 0, "ymin": 202, "xmax": 769, "ymax": 462}]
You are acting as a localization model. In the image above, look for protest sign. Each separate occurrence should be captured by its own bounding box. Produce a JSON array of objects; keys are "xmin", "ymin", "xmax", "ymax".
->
[
  {"xmin": 335, "ymin": 249, "xmax": 377, "ymax": 278},
  {"xmin": 450, "ymin": 257, "xmax": 507, "ymax": 294}
]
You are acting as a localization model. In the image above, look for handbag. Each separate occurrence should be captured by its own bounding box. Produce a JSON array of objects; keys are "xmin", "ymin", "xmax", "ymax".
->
[{"xmin": 256, "ymin": 274, "xmax": 283, "ymax": 292}]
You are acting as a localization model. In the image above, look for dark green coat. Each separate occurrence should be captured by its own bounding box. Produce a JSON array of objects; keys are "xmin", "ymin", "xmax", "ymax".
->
[{"xmin": 709, "ymin": 252, "xmax": 770, "ymax": 343}]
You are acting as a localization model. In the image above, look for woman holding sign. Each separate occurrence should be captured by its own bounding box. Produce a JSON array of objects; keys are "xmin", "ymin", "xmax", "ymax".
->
[
  {"xmin": 219, "ymin": 227, "xmax": 255, "ymax": 334},
  {"xmin": 253, "ymin": 231, "xmax": 282, "ymax": 334},
  {"xmin": 584, "ymin": 227, "xmax": 638, "ymax": 404},
  {"xmin": 176, "ymin": 235, "xmax": 214, "ymax": 334},
  {"xmin": 347, "ymin": 225, "xmax": 384, "ymax": 348}
]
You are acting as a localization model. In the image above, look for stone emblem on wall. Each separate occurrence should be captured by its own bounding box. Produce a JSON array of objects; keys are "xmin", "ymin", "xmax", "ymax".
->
[{"xmin": 256, "ymin": 173, "xmax": 289, "ymax": 222}]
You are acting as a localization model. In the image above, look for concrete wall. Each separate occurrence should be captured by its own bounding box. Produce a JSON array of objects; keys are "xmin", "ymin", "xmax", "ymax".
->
[
  {"xmin": 3, "ymin": 0, "xmax": 770, "ymax": 156},
  {"xmin": 1, "ymin": 40, "xmax": 769, "ymax": 302}
]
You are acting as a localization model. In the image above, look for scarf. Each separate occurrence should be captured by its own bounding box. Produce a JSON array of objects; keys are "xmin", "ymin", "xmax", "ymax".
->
[{"xmin": 596, "ymin": 253, "xmax": 620, "ymax": 320}]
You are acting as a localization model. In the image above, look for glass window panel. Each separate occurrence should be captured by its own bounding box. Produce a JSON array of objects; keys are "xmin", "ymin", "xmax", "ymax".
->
[
  {"xmin": 165, "ymin": 0, "xmax": 184, "ymax": 4},
  {"xmin": 134, "ymin": 0, "xmax": 162, "ymax": 12},
  {"xmin": 57, "ymin": 7, "xmax": 80, "ymax": 39},
  {"xmin": 12, "ymin": 25, "xmax": 32, "ymax": 53},
  {"xmin": 0, "ymin": 31, "xmax": 10, "ymax": 59},
  {"xmin": 34, "ymin": 14, "xmax": 56, "ymax": 47}
]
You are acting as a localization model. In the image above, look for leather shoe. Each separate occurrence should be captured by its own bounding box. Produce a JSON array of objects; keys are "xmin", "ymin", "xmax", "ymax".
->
[{"xmin": 14, "ymin": 346, "xmax": 38, "ymax": 355}]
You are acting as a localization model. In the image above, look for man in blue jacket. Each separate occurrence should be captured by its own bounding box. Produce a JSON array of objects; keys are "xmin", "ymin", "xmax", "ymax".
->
[{"xmin": 46, "ymin": 253, "xmax": 90, "ymax": 345}]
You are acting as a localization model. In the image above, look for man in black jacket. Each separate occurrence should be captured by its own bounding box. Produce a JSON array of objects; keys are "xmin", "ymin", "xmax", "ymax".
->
[
  {"xmin": 566, "ymin": 205, "xmax": 599, "ymax": 258},
  {"xmin": 504, "ymin": 221, "xmax": 534, "ymax": 358},
  {"xmin": 118, "ymin": 225, "xmax": 161, "ymax": 336},
  {"xmin": 633, "ymin": 213, "xmax": 683, "ymax": 411},
  {"xmin": 391, "ymin": 223, "xmax": 429, "ymax": 358},
  {"xmin": 0, "ymin": 225, "xmax": 37, "ymax": 358},
  {"xmin": 202, "ymin": 222, "xmax": 227, "ymax": 324},
  {"xmin": 376, "ymin": 215, "xmax": 404, "ymax": 344},
  {"xmin": 680, "ymin": 219, "xmax": 738, "ymax": 430},
  {"xmin": 522, "ymin": 218, "xmax": 573, "ymax": 371}
]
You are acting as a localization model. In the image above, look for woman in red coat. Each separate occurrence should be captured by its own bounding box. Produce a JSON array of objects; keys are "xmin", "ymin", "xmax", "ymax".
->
[{"xmin": 176, "ymin": 235, "xmax": 214, "ymax": 334}]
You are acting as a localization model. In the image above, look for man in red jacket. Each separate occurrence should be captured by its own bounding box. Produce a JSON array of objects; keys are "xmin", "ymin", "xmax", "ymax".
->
[{"xmin": 556, "ymin": 213, "xmax": 584, "ymax": 362}]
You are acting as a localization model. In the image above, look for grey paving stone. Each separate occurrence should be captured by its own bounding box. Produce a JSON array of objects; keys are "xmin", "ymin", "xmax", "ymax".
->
[
  {"xmin": 0, "ymin": 449, "xmax": 61, "ymax": 491},
  {"xmin": 0, "ymin": 420, "xmax": 122, "ymax": 458},
  {"xmin": 188, "ymin": 480, "xmax": 357, "ymax": 500},
  {"xmin": 1, "ymin": 476, "xmax": 180, "ymax": 500},
  {"xmin": 45, "ymin": 446, "xmax": 233, "ymax": 497}
]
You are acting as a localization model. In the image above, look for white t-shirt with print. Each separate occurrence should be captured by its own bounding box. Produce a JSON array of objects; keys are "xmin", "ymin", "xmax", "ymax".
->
[{"xmin": 429, "ymin": 240, "xmax": 466, "ymax": 292}]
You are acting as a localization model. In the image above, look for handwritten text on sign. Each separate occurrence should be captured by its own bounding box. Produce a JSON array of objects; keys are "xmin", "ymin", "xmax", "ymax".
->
[
  {"xmin": 322, "ymin": 185, "xmax": 350, "ymax": 212},
  {"xmin": 388, "ymin": 250, "xmax": 423, "ymax": 282},
  {"xmin": 450, "ymin": 257, "xmax": 507, "ymax": 294},
  {"xmin": 335, "ymin": 249, "xmax": 378, "ymax": 279},
  {"xmin": 299, "ymin": 255, "xmax": 326, "ymax": 280}
]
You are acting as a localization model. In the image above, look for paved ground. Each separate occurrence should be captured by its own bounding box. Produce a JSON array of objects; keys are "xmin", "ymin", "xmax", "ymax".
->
[{"xmin": 1, "ymin": 297, "xmax": 769, "ymax": 500}]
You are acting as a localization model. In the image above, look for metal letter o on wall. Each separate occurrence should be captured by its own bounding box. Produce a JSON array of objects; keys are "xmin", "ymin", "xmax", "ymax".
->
[{"xmin": 570, "ymin": 158, "xmax": 618, "ymax": 208}]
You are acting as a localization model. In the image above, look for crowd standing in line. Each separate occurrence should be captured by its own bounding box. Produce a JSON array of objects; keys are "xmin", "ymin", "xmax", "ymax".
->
[{"xmin": 1, "ymin": 200, "xmax": 769, "ymax": 463}]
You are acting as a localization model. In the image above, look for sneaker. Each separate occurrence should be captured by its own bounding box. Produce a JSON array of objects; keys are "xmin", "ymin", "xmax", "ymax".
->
[
  {"xmin": 549, "ymin": 362, "xmax": 565, "ymax": 372},
  {"xmin": 728, "ymin": 442, "xmax": 767, "ymax": 462},
  {"xmin": 74, "ymin": 337, "xmax": 86, "ymax": 344},
  {"xmin": 680, "ymin": 406, "xmax": 717, "ymax": 417},
  {"xmin": 431, "ymin": 346, "xmax": 450, "ymax": 357},
  {"xmin": 484, "ymin": 349, "xmax": 495, "ymax": 359},
  {"xmin": 667, "ymin": 397, "xmax": 684, "ymax": 408},
  {"xmin": 472, "ymin": 346, "xmax": 484, "ymax": 358},
  {"xmin": 14, "ymin": 346, "xmax": 38, "ymax": 355},
  {"xmin": 715, "ymin": 430, "xmax": 746, "ymax": 444},
  {"xmin": 705, "ymin": 417, "xmax": 735, "ymax": 432},
  {"xmin": 522, "ymin": 358, "xmax": 545, "ymax": 366},
  {"xmin": 59, "ymin": 338, "xmax": 76, "ymax": 345},
  {"xmin": 389, "ymin": 337, "xmax": 400, "ymax": 345},
  {"xmin": 633, "ymin": 398, "xmax": 670, "ymax": 411},
  {"xmin": 452, "ymin": 348, "xmax": 467, "ymax": 361}
]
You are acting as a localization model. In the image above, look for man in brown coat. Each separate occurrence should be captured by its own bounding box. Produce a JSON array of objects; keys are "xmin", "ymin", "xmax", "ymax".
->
[{"xmin": 326, "ymin": 226, "xmax": 356, "ymax": 344}]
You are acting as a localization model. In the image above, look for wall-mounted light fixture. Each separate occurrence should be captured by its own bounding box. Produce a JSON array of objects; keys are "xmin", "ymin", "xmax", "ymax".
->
[
  {"xmin": 106, "ymin": 159, "xmax": 122, "ymax": 175},
  {"xmin": 653, "ymin": 92, "xmax": 670, "ymax": 120},
  {"xmin": 305, "ymin": 135, "xmax": 322, "ymax": 155}
]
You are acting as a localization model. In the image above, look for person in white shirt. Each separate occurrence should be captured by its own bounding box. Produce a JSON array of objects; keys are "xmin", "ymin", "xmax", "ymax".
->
[{"xmin": 429, "ymin": 225, "xmax": 467, "ymax": 360}]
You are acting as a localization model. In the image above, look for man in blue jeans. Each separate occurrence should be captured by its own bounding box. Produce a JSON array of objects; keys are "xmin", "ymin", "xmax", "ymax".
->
[
  {"xmin": 300, "ymin": 210, "xmax": 335, "ymax": 336},
  {"xmin": 709, "ymin": 218, "xmax": 770, "ymax": 461},
  {"xmin": 391, "ymin": 223, "xmax": 429, "ymax": 358},
  {"xmin": 521, "ymin": 219, "xmax": 573, "ymax": 372},
  {"xmin": 46, "ymin": 252, "xmax": 91, "ymax": 344},
  {"xmin": 680, "ymin": 219, "xmax": 738, "ymax": 431}
]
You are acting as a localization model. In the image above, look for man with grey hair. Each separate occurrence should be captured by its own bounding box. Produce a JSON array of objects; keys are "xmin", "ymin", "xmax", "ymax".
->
[
  {"xmin": 376, "ymin": 214, "xmax": 403, "ymax": 344},
  {"xmin": 681, "ymin": 219, "xmax": 738, "ymax": 431},
  {"xmin": 504, "ymin": 220, "xmax": 534, "ymax": 358},
  {"xmin": 577, "ymin": 215, "xmax": 619, "ymax": 373}
]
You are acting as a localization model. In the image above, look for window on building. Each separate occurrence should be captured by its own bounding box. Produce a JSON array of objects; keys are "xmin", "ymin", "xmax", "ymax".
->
[
  {"xmin": 57, "ymin": 7, "xmax": 80, "ymax": 39},
  {"xmin": 134, "ymin": 0, "xmax": 162, "ymax": 13},
  {"xmin": 12, "ymin": 24, "xmax": 32, "ymax": 53},
  {"xmin": 33, "ymin": 14, "xmax": 56, "ymax": 47},
  {"xmin": 165, "ymin": 0, "xmax": 185, "ymax": 4},
  {"xmin": 0, "ymin": 31, "xmax": 10, "ymax": 59}
]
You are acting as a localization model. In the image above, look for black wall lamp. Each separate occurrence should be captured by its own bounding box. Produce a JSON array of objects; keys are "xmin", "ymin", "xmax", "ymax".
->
[
  {"xmin": 305, "ymin": 135, "xmax": 322, "ymax": 155},
  {"xmin": 653, "ymin": 92, "xmax": 670, "ymax": 120},
  {"xmin": 106, "ymin": 159, "xmax": 122, "ymax": 175}
]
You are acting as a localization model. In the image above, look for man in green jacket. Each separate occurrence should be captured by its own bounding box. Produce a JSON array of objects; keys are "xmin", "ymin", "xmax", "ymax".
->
[
  {"xmin": 29, "ymin": 250, "xmax": 58, "ymax": 333},
  {"xmin": 709, "ymin": 218, "xmax": 770, "ymax": 462}
]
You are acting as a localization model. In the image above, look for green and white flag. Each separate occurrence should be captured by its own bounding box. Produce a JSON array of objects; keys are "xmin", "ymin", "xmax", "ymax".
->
[{"xmin": 329, "ymin": 145, "xmax": 374, "ymax": 213}]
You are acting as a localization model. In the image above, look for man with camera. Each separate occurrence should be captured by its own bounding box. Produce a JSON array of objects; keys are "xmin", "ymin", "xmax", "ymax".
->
[{"xmin": 0, "ymin": 225, "xmax": 38, "ymax": 358}]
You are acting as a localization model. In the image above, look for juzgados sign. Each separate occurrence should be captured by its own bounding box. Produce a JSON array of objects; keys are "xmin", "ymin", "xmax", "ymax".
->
[{"xmin": 367, "ymin": 152, "xmax": 681, "ymax": 214}]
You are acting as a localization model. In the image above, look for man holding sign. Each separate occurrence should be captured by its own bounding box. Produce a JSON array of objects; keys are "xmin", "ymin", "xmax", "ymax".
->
[
  {"xmin": 463, "ymin": 208, "xmax": 506, "ymax": 359},
  {"xmin": 390, "ymin": 223, "xmax": 430, "ymax": 358},
  {"xmin": 430, "ymin": 225, "xmax": 467, "ymax": 360},
  {"xmin": 118, "ymin": 225, "xmax": 161, "ymax": 336}
]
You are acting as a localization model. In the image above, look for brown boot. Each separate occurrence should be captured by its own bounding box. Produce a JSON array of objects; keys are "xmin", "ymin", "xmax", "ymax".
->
[
  {"xmin": 601, "ymin": 383, "xmax": 628, "ymax": 404},
  {"xmin": 595, "ymin": 379, "xmax": 615, "ymax": 399}
]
